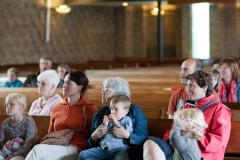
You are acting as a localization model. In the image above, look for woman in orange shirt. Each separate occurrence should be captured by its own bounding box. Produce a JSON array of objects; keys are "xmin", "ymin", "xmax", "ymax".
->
[{"xmin": 26, "ymin": 70, "xmax": 98, "ymax": 160}]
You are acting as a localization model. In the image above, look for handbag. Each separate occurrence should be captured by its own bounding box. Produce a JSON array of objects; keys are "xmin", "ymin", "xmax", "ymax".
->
[{"xmin": 40, "ymin": 105, "xmax": 87, "ymax": 146}]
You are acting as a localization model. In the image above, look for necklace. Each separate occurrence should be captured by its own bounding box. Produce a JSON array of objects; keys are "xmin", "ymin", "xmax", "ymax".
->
[{"xmin": 42, "ymin": 100, "xmax": 46, "ymax": 106}]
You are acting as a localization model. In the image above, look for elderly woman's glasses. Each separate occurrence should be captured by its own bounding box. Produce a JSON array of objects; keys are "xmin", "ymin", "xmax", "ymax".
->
[
  {"xmin": 36, "ymin": 82, "xmax": 47, "ymax": 86},
  {"xmin": 101, "ymin": 87, "xmax": 112, "ymax": 93}
]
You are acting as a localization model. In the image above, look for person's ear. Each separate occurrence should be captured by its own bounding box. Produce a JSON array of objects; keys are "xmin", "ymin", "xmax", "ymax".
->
[
  {"xmin": 78, "ymin": 85, "xmax": 83, "ymax": 91},
  {"xmin": 124, "ymin": 109, "xmax": 129, "ymax": 115},
  {"xmin": 203, "ymin": 85, "xmax": 208, "ymax": 92}
]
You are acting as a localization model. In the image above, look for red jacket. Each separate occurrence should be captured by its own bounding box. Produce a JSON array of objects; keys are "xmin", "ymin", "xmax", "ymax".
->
[{"xmin": 182, "ymin": 94, "xmax": 231, "ymax": 160}]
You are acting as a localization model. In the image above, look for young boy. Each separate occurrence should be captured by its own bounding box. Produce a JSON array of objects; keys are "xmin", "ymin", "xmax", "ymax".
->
[
  {"xmin": 78, "ymin": 95, "xmax": 132, "ymax": 160},
  {"xmin": 3, "ymin": 67, "xmax": 22, "ymax": 87}
]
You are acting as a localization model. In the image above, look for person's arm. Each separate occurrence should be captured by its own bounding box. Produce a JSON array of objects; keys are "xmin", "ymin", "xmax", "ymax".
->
[
  {"xmin": 87, "ymin": 110, "xmax": 108, "ymax": 148},
  {"xmin": 126, "ymin": 105, "xmax": 148, "ymax": 145},
  {"xmin": 198, "ymin": 106, "xmax": 231, "ymax": 153},
  {"xmin": 23, "ymin": 75, "xmax": 32, "ymax": 87},
  {"xmin": 9, "ymin": 118, "xmax": 37, "ymax": 158},
  {"xmin": 169, "ymin": 123, "xmax": 189, "ymax": 151},
  {"xmin": 167, "ymin": 91, "xmax": 179, "ymax": 119}
]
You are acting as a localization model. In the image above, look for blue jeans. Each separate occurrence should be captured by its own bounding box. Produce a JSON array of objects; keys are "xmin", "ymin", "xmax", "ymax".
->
[{"xmin": 78, "ymin": 147, "xmax": 128, "ymax": 160}]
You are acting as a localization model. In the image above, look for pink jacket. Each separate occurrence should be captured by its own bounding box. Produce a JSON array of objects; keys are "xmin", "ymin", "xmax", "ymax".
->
[
  {"xmin": 182, "ymin": 94, "xmax": 231, "ymax": 160},
  {"xmin": 28, "ymin": 94, "xmax": 63, "ymax": 116}
]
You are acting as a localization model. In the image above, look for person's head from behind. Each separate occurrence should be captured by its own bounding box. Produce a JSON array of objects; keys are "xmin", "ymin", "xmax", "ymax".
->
[
  {"xmin": 174, "ymin": 108, "xmax": 208, "ymax": 140},
  {"xmin": 39, "ymin": 55, "xmax": 52, "ymax": 73},
  {"xmin": 204, "ymin": 67, "xmax": 221, "ymax": 92},
  {"xmin": 5, "ymin": 93, "xmax": 27, "ymax": 116},
  {"xmin": 57, "ymin": 63, "xmax": 70, "ymax": 80},
  {"xmin": 37, "ymin": 70, "xmax": 60, "ymax": 96},
  {"xmin": 186, "ymin": 71, "xmax": 213, "ymax": 103},
  {"xmin": 110, "ymin": 95, "xmax": 131, "ymax": 120},
  {"xmin": 101, "ymin": 77, "xmax": 131, "ymax": 106},
  {"xmin": 7, "ymin": 67, "xmax": 19, "ymax": 82},
  {"xmin": 219, "ymin": 57, "xmax": 239, "ymax": 82},
  {"xmin": 180, "ymin": 58, "xmax": 203, "ymax": 85},
  {"xmin": 212, "ymin": 58, "xmax": 221, "ymax": 70},
  {"xmin": 63, "ymin": 70, "xmax": 89, "ymax": 97}
]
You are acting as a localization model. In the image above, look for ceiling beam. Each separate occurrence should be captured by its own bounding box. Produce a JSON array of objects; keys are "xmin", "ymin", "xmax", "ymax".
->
[
  {"xmin": 65, "ymin": 0, "xmax": 156, "ymax": 5},
  {"xmin": 168, "ymin": 0, "xmax": 240, "ymax": 4}
]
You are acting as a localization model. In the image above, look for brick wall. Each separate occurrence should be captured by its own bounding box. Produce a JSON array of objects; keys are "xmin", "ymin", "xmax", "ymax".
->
[{"xmin": 0, "ymin": 1, "xmax": 239, "ymax": 65}]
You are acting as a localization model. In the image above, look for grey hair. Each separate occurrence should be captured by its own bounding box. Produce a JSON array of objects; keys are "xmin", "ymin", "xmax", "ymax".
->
[
  {"xmin": 37, "ymin": 70, "xmax": 60, "ymax": 89},
  {"xmin": 103, "ymin": 77, "xmax": 131, "ymax": 99}
]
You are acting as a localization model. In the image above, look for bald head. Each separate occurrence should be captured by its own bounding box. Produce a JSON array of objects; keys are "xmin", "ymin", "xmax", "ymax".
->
[{"xmin": 179, "ymin": 58, "xmax": 202, "ymax": 85}]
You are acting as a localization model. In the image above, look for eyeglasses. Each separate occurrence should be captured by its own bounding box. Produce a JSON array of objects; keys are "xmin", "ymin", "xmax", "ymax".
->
[
  {"xmin": 101, "ymin": 87, "xmax": 113, "ymax": 93},
  {"xmin": 36, "ymin": 82, "xmax": 47, "ymax": 86}
]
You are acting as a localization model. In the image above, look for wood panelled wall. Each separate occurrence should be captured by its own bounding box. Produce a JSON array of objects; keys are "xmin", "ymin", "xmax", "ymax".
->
[{"xmin": 0, "ymin": 1, "xmax": 239, "ymax": 65}]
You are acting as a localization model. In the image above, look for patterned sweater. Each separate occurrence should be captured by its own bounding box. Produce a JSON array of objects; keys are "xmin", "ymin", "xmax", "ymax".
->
[{"xmin": 0, "ymin": 116, "xmax": 37, "ymax": 158}]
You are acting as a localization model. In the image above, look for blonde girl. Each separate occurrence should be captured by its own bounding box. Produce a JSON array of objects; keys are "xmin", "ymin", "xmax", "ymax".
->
[
  {"xmin": 0, "ymin": 93, "xmax": 37, "ymax": 160},
  {"xmin": 170, "ymin": 108, "xmax": 208, "ymax": 160}
]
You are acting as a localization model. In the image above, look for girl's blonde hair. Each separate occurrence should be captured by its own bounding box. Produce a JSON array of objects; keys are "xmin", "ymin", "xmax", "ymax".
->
[
  {"xmin": 5, "ymin": 93, "xmax": 27, "ymax": 113},
  {"xmin": 174, "ymin": 108, "xmax": 208, "ymax": 140}
]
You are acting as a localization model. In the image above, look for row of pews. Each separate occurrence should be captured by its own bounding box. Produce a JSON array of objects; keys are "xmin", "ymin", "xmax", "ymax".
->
[{"xmin": 0, "ymin": 65, "xmax": 239, "ymax": 159}]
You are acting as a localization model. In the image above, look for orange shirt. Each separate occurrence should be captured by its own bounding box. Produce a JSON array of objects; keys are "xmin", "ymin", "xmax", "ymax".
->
[{"xmin": 49, "ymin": 96, "xmax": 97, "ymax": 150}]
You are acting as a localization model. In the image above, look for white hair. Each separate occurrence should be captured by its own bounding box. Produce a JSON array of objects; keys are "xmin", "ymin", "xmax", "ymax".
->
[
  {"xmin": 103, "ymin": 77, "xmax": 131, "ymax": 99},
  {"xmin": 37, "ymin": 70, "xmax": 60, "ymax": 89}
]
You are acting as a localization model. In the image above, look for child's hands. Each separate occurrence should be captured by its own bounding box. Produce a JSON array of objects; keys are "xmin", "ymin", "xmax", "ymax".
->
[{"xmin": 108, "ymin": 114, "xmax": 121, "ymax": 127}]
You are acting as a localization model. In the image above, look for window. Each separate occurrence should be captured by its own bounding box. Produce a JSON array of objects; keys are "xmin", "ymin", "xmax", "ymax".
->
[{"xmin": 191, "ymin": 3, "xmax": 210, "ymax": 59}]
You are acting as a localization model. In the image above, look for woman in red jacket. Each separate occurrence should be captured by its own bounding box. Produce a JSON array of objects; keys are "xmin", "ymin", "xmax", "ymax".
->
[
  {"xmin": 26, "ymin": 70, "xmax": 98, "ymax": 160},
  {"xmin": 182, "ymin": 70, "xmax": 231, "ymax": 160}
]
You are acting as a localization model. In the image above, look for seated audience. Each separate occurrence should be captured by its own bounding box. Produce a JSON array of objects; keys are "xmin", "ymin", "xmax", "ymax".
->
[
  {"xmin": 28, "ymin": 70, "xmax": 63, "ymax": 116},
  {"xmin": 143, "ymin": 71, "xmax": 231, "ymax": 160},
  {"xmin": 0, "ymin": 93, "xmax": 37, "ymax": 160},
  {"xmin": 25, "ymin": 70, "xmax": 98, "ymax": 160},
  {"xmin": 218, "ymin": 57, "xmax": 240, "ymax": 102},
  {"xmin": 87, "ymin": 77, "xmax": 147, "ymax": 160},
  {"xmin": 23, "ymin": 55, "xmax": 52, "ymax": 87},
  {"xmin": 79, "ymin": 95, "xmax": 133, "ymax": 160},
  {"xmin": 3, "ymin": 67, "xmax": 23, "ymax": 88},
  {"xmin": 57, "ymin": 63, "xmax": 70, "ymax": 88}
]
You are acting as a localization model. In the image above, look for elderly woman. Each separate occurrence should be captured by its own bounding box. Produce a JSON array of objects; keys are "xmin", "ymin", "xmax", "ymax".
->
[
  {"xmin": 143, "ymin": 71, "xmax": 231, "ymax": 160},
  {"xmin": 218, "ymin": 57, "xmax": 240, "ymax": 102},
  {"xmin": 84, "ymin": 77, "xmax": 148, "ymax": 160},
  {"xmin": 25, "ymin": 70, "xmax": 98, "ymax": 160},
  {"xmin": 28, "ymin": 70, "xmax": 63, "ymax": 115}
]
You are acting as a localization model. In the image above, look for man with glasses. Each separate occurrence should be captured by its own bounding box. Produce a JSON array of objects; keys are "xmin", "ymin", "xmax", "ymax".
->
[{"xmin": 23, "ymin": 55, "xmax": 52, "ymax": 87}]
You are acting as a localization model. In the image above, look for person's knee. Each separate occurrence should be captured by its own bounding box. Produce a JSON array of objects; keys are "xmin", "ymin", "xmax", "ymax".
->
[
  {"xmin": 143, "ymin": 139, "xmax": 155, "ymax": 150},
  {"xmin": 78, "ymin": 151, "xmax": 86, "ymax": 160}
]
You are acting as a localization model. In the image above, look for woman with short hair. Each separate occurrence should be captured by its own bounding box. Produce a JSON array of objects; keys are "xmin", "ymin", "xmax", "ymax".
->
[{"xmin": 28, "ymin": 70, "xmax": 62, "ymax": 115}]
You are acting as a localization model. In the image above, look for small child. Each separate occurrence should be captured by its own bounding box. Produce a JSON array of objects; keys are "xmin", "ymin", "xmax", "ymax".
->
[
  {"xmin": 3, "ymin": 68, "xmax": 23, "ymax": 88},
  {"xmin": 170, "ymin": 108, "xmax": 208, "ymax": 160},
  {"xmin": 79, "ymin": 95, "xmax": 132, "ymax": 160},
  {"xmin": 204, "ymin": 67, "xmax": 221, "ymax": 93},
  {"xmin": 0, "ymin": 93, "xmax": 37, "ymax": 159},
  {"xmin": 57, "ymin": 64, "xmax": 70, "ymax": 88}
]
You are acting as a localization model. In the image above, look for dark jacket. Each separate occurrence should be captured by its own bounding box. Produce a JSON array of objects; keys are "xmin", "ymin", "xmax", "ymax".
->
[{"xmin": 23, "ymin": 71, "xmax": 40, "ymax": 87}]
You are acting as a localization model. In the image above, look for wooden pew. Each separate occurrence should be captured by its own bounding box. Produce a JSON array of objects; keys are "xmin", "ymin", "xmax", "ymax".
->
[{"xmin": 0, "ymin": 116, "xmax": 238, "ymax": 159}]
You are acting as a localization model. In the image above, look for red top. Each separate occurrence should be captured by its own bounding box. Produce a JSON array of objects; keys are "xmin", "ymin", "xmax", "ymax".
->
[{"xmin": 49, "ymin": 96, "xmax": 97, "ymax": 150}]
